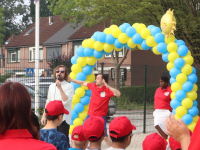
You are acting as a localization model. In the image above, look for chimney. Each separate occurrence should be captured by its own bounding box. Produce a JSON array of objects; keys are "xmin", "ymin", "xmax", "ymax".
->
[{"xmin": 49, "ymin": 16, "xmax": 53, "ymax": 25}]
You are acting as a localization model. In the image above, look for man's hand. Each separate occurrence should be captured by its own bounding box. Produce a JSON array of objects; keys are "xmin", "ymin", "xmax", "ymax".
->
[
  {"xmin": 102, "ymin": 79, "xmax": 109, "ymax": 88},
  {"xmin": 67, "ymin": 75, "xmax": 72, "ymax": 82},
  {"xmin": 56, "ymin": 80, "xmax": 62, "ymax": 89},
  {"xmin": 41, "ymin": 114, "xmax": 47, "ymax": 126}
]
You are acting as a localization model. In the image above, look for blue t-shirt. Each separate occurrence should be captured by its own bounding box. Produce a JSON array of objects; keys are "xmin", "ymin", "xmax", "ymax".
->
[{"xmin": 40, "ymin": 128, "xmax": 68, "ymax": 150}]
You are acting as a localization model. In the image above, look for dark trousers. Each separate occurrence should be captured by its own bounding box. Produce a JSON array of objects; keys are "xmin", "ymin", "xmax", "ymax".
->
[{"xmin": 57, "ymin": 121, "xmax": 70, "ymax": 147}]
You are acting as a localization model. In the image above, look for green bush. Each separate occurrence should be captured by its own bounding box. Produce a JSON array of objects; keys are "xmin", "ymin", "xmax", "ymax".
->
[{"xmin": 0, "ymin": 73, "xmax": 11, "ymax": 83}]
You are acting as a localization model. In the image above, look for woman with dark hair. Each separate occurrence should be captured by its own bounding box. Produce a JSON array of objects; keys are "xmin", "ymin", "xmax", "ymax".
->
[
  {"xmin": 0, "ymin": 82, "xmax": 56, "ymax": 150},
  {"xmin": 153, "ymin": 76, "xmax": 172, "ymax": 140}
]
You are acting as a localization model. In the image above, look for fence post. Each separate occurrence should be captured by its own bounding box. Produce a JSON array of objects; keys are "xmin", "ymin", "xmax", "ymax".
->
[
  {"xmin": 101, "ymin": 62, "xmax": 104, "ymax": 74},
  {"xmin": 143, "ymin": 65, "xmax": 147, "ymax": 133}
]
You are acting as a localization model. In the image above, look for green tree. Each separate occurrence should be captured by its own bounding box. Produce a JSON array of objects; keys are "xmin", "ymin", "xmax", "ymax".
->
[{"xmin": 0, "ymin": 7, "xmax": 5, "ymax": 44}]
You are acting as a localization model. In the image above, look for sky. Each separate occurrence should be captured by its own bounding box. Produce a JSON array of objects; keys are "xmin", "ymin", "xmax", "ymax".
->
[{"xmin": 16, "ymin": 0, "xmax": 30, "ymax": 23}]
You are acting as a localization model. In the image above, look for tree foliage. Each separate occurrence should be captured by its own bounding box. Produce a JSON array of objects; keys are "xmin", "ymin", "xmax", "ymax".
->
[{"xmin": 0, "ymin": 7, "xmax": 5, "ymax": 44}]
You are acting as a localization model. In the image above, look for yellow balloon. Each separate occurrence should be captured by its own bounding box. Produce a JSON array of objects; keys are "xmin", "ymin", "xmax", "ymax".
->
[
  {"xmin": 69, "ymin": 125, "xmax": 75, "ymax": 135},
  {"xmin": 146, "ymin": 36, "xmax": 157, "ymax": 47},
  {"xmin": 72, "ymin": 95, "xmax": 80, "ymax": 104},
  {"xmin": 137, "ymin": 44, "xmax": 143, "ymax": 50},
  {"xmin": 110, "ymin": 24, "xmax": 118, "ymax": 30},
  {"xmin": 171, "ymin": 82, "xmax": 182, "ymax": 92},
  {"xmin": 181, "ymin": 98, "xmax": 193, "ymax": 109},
  {"xmin": 193, "ymin": 84, "xmax": 198, "ymax": 91},
  {"xmin": 152, "ymin": 45, "xmax": 161, "ymax": 55},
  {"xmin": 136, "ymin": 23, "xmax": 146, "ymax": 33},
  {"xmin": 87, "ymin": 38, "xmax": 95, "ymax": 49},
  {"xmin": 114, "ymin": 47, "xmax": 123, "ymax": 51},
  {"xmin": 193, "ymin": 115, "xmax": 199, "ymax": 123},
  {"xmin": 181, "ymin": 64, "xmax": 193, "ymax": 75},
  {"xmin": 79, "ymin": 110, "xmax": 88, "ymax": 120},
  {"xmin": 82, "ymin": 39, "xmax": 88, "ymax": 48},
  {"xmin": 167, "ymin": 62, "xmax": 175, "ymax": 71},
  {"xmin": 176, "ymin": 106, "xmax": 187, "ymax": 118},
  {"xmin": 127, "ymin": 38, "xmax": 136, "ymax": 48},
  {"xmin": 112, "ymin": 27, "xmax": 122, "ymax": 38},
  {"xmin": 77, "ymin": 57, "xmax": 86, "ymax": 67},
  {"xmin": 132, "ymin": 23, "xmax": 140, "ymax": 29},
  {"xmin": 187, "ymin": 122, "xmax": 196, "ymax": 132},
  {"xmin": 118, "ymin": 33, "xmax": 129, "ymax": 44},
  {"xmin": 69, "ymin": 72, "xmax": 77, "ymax": 80},
  {"xmin": 182, "ymin": 55, "xmax": 194, "ymax": 65},
  {"xmin": 86, "ymin": 73, "xmax": 95, "ymax": 83},
  {"xmin": 75, "ymin": 87, "xmax": 85, "ymax": 98},
  {"xmin": 71, "ymin": 64, "xmax": 82, "ymax": 74},
  {"xmin": 72, "ymin": 104, "xmax": 75, "ymax": 110},
  {"xmin": 140, "ymin": 28, "xmax": 151, "ymax": 39},
  {"xmin": 174, "ymin": 114, "xmax": 182, "ymax": 120},
  {"xmin": 84, "ymin": 104, "xmax": 90, "ymax": 111},
  {"xmin": 86, "ymin": 56, "xmax": 96, "ymax": 66},
  {"xmin": 164, "ymin": 35, "xmax": 175, "ymax": 44},
  {"xmin": 171, "ymin": 92, "xmax": 176, "ymax": 99},
  {"xmin": 176, "ymin": 73, "xmax": 187, "ymax": 84},
  {"xmin": 73, "ymin": 118, "xmax": 83, "ymax": 126},
  {"xmin": 81, "ymin": 85, "xmax": 88, "ymax": 90},
  {"xmin": 103, "ymin": 28, "xmax": 112, "ymax": 34},
  {"xmin": 186, "ymin": 90, "xmax": 197, "ymax": 101},
  {"xmin": 187, "ymin": 50, "xmax": 191, "ymax": 55},
  {"xmin": 94, "ymin": 41, "xmax": 104, "ymax": 51},
  {"xmin": 104, "ymin": 43, "xmax": 114, "ymax": 53},
  {"xmin": 168, "ymin": 52, "xmax": 179, "ymax": 62},
  {"xmin": 167, "ymin": 42, "xmax": 178, "ymax": 52}
]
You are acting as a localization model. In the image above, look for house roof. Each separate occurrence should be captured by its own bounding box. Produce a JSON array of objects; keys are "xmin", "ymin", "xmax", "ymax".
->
[
  {"xmin": 68, "ymin": 21, "xmax": 105, "ymax": 40},
  {"xmin": 5, "ymin": 16, "xmax": 68, "ymax": 48}
]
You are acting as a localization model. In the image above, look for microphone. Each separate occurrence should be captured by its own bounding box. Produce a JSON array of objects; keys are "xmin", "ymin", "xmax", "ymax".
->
[{"xmin": 57, "ymin": 75, "xmax": 60, "ymax": 80}]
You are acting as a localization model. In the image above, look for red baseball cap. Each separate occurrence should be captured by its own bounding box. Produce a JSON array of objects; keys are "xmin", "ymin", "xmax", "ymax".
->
[
  {"xmin": 83, "ymin": 116, "xmax": 105, "ymax": 141},
  {"xmin": 46, "ymin": 100, "xmax": 69, "ymax": 116},
  {"xmin": 142, "ymin": 133, "xmax": 167, "ymax": 150},
  {"xmin": 72, "ymin": 125, "xmax": 87, "ymax": 141},
  {"xmin": 109, "ymin": 116, "xmax": 136, "ymax": 138}
]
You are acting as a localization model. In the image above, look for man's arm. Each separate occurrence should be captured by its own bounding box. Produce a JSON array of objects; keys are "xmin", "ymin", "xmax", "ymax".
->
[
  {"xmin": 103, "ymin": 80, "xmax": 121, "ymax": 97},
  {"xmin": 68, "ymin": 76, "xmax": 88, "ymax": 87},
  {"xmin": 56, "ymin": 80, "xmax": 69, "ymax": 102}
]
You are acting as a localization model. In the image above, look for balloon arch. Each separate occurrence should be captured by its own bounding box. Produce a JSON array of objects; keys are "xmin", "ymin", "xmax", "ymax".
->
[{"xmin": 69, "ymin": 9, "xmax": 199, "ymax": 134}]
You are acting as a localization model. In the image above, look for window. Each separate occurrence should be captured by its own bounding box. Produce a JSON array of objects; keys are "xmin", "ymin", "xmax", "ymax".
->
[
  {"xmin": 24, "ymin": 28, "xmax": 35, "ymax": 36},
  {"xmin": 29, "ymin": 47, "xmax": 43, "ymax": 62},
  {"xmin": 7, "ymin": 49, "xmax": 20, "ymax": 63},
  {"xmin": 73, "ymin": 41, "xmax": 82, "ymax": 56},
  {"xmin": 105, "ymin": 46, "xmax": 126, "ymax": 58},
  {"xmin": 46, "ymin": 46, "xmax": 62, "ymax": 61}
]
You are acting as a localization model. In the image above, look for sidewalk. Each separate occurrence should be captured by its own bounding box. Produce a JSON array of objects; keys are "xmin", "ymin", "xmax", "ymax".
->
[{"xmin": 101, "ymin": 132, "xmax": 153, "ymax": 150}]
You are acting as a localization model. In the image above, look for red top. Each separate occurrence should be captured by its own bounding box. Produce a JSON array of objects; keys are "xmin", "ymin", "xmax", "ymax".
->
[
  {"xmin": 154, "ymin": 86, "xmax": 172, "ymax": 110},
  {"xmin": 0, "ymin": 129, "xmax": 56, "ymax": 150},
  {"xmin": 87, "ymin": 83, "xmax": 114, "ymax": 116}
]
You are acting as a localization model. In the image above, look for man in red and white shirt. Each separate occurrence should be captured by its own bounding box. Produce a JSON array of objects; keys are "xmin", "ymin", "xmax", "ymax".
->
[
  {"xmin": 154, "ymin": 76, "xmax": 172, "ymax": 140},
  {"xmin": 69, "ymin": 74, "xmax": 121, "ymax": 136}
]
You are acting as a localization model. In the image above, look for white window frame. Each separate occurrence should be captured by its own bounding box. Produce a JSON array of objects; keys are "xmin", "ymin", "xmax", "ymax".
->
[
  {"xmin": 11, "ymin": 52, "xmax": 17, "ymax": 62},
  {"xmin": 105, "ymin": 46, "xmax": 125, "ymax": 58},
  {"xmin": 29, "ymin": 47, "xmax": 43, "ymax": 62}
]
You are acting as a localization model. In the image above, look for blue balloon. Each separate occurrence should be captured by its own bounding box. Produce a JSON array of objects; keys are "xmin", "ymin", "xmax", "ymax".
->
[
  {"xmin": 169, "ymin": 67, "xmax": 181, "ymax": 78},
  {"xmin": 150, "ymin": 27, "xmax": 161, "ymax": 36},
  {"xmin": 187, "ymin": 74, "xmax": 198, "ymax": 84},
  {"xmin": 82, "ymin": 65, "xmax": 93, "ymax": 75},
  {"xmin": 80, "ymin": 95, "xmax": 90, "ymax": 105},
  {"xmin": 71, "ymin": 82, "xmax": 80, "ymax": 90},
  {"xmin": 84, "ymin": 47, "xmax": 94, "ymax": 57},
  {"xmin": 85, "ymin": 89, "xmax": 92, "ymax": 97},
  {"xmin": 71, "ymin": 56, "xmax": 79, "ymax": 65},
  {"xmin": 157, "ymin": 42, "xmax": 167, "ymax": 53},
  {"xmin": 71, "ymin": 119, "xmax": 74, "ymax": 125},
  {"xmin": 154, "ymin": 33, "xmax": 165, "ymax": 43},
  {"xmin": 193, "ymin": 100, "xmax": 198, "ymax": 107},
  {"xmin": 71, "ymin": 110, "xmax": 79, "ymax": 120},
  {"xmin": 182, "ymin": 114, "xmax": 193, "ymax": 125},
  {"xmin": 106, "ymin": 34, "xmax": 116, "ymax": 44},
  {"xmin": 177, "ymin": 45, "xmax": 188, "ymax": 57},
  {"xmin": 176, "ymin": 40, "xmax": 185, "ymax": 47},
  {"xmin": 76, "ymin": 72, "xmax": 86, "ymax": 81},
  {"xmin": 172, "ymin": 109, "xmax": 176, "ymax": 114},
  {"xmin": 170, "ymin": 77, "xmax": 176, "ymax": 84},
  {"xmin": 119, "ymin": 23, "xmax": 131, "ymax": 33},
  {"xmin": 74, "ymin": 103, "xmax": 84, "ymax": 113},
  {"xmin": 147, "ymin": 25, "xmax": 155, "ymax": 30},
  {"xmin": 174, "ymin": 58, "xmax": 185, "ymax": 69},
  {"xmin": 182, "ymin": 81, "xmax": 193, "ymax": 92},
  {"xmin": 126, "ymin": 26, "xmax": 136, "ymax": 37},
  {"xmin": 175, "ymin": 90, "xmax": 186, "ymax": 101},
  {"xmin": 192, "ymin": 67, "xmax": 196, "ymax": 74},
  {"xmin": 103, "ymin": 50, "xmax": 112, "ymax": 56},
  {"xmin": 141, "ymin": 40, "xmax": 150, "ymax": 50},
  {"xmin": 124, "ymin": 43, "xmax": 131, "ymax": 49},
  {"xmin": 89, "ymin": 63, "xmax": 96, "ymax": 68},
  {"xmin": 162, "ymin": 52, "xmax": 169, "ymax": 62},
  {"xmin": 114, "ymin": 39, "xmax": 124, "ymax": 49},
  {"xmin": 91, "ymin": 31, "xmax": 100, "ymax": 41},
  {"xmin": 91, "ymin": 35, "xmax": 98, "ymax": 41},
  {"xmin": 188, "ymin": 106, "xmax": 199, "ymax": 117},
  {"xmin": 93, "ymin": 50, "xmax": 104, "ymax": 59},
  {"xmin": 170, "ymin": 99, "xmax": 182, "ymax": 109},
  {"xmin": 132, "ymin": 33, "xmax": 143, "ymax": 44},
  {"xmin": 76, "ymin": 46, "xmax": 85, "ymax": 57},
  {"xmin": 97, "ymin": 32, "xmax": 107, "ymax": 43}
]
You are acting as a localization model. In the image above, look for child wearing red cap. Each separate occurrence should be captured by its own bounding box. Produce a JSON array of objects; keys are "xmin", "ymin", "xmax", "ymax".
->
[
  {"xmin": 83, "ymin": 116, "xmax": 106, "ymax": 150},
  {"xmin": 106, "ymin": 116, "xmax": 136, "ymax": 150},
  {"xmin": 40, "ymin": 100, "xmax": 69, "ymax": 150},
  {"xmin": 70, "ymin": 125, "xmax": 88, "ymax": 150}
]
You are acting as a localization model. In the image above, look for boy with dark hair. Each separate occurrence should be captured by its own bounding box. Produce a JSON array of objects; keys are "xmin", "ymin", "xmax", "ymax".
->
[
  {"xmin": 70, "ymin": 125, "xmax": 88, "ymax": 150},
  {"xmin": 106, "ymin": 116, "xmax": 136, "ymax": 150},
  {"xmin": 83, "ymin": 116, "xmax": 105, "ymax": 150},
  {"xmin": 40, "ymin": 100, "xmax": 69, "ymax": 150}
]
